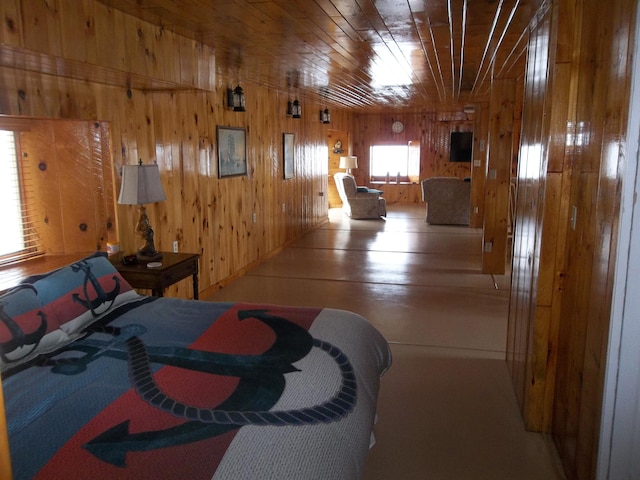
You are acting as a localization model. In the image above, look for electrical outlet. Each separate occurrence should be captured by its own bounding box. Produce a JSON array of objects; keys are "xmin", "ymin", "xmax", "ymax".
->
[
  {"xmin": 173, "ymin": 241, "xmax": 178, "ymax": 253},
  {"xmin": 484, "ymin": 241, "xmax": 493, "ymax": 253},
  {"xmin": 281, "ymin": 203, "xmax": 286, "ymax": 212},
  {"xmin": 252, "ymin": 212, "xmax": 257, "ymax": 223}
]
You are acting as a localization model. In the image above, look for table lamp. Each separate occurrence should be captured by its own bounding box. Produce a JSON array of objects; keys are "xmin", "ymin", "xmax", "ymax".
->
[
  {"xmin": 339, "ymin": 156, "xmax": 358, "ymax": 176},
  {"xmin": 118, "ymin": 160, "xmax": 166, "ymax": 261}
]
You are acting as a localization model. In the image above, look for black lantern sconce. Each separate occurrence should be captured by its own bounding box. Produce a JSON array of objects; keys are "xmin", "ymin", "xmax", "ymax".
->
[
  {"xmin": 226, "ymin": 84, "xmax": 246, "ymax": 112},
  {"xmin": 287, "ymin": 98, "xmax": 302, "ymax": 118},
  {"xmin": 285, "ymin": 69, "xmax": 301, "ymax": 119},
  {"xmin": 320, "ymin": 108, "xmax": 331, "ymax": 124}
]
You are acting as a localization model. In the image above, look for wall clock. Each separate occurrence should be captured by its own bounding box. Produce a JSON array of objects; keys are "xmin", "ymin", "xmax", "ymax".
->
[{"xmin": 391, "ymin": 121, "xmax": 404, "ymax": 134}]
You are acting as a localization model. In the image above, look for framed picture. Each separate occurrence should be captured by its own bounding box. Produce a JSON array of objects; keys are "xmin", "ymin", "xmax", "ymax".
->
[
  {"xmin": 217, "ymin": 126, "xmax": 247, "ymax": 178},
  {"xmin": 283, "ymin": 132, "xmax": 294, "ymax": 179}
]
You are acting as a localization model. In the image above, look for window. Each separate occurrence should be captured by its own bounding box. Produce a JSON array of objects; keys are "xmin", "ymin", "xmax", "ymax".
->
[
  {"xmin": 0, "ymin": 129, "xmax": 42, "ymax": 265},
  {"xmin": 0, "ymin": 117, "xmax": 117, "ymax": 268},
  {"xmin": 370, "ymin": 142, "xmax": 420, "ymax": 183}
]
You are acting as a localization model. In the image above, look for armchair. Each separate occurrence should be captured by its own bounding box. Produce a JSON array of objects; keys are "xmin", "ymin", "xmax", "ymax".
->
[
  {"xmin": 334, "ymin": 172, "xmax": 386, "ymax": 219},
  {"xmin": 421, "ymin": 177, "xmax": 471, "ymax": 225}
]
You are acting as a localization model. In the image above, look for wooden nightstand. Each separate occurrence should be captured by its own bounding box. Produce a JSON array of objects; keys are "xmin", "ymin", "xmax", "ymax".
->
[{"xmin": 111, "ymin": 252, "xmax": 200, "ymax": 299}]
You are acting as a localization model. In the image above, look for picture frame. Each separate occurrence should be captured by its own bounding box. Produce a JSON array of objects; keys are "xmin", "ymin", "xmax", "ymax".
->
[
  {"xmin": 283, "ymin": 132, "xmax": 294, "ymax": 179},
  {"xmin": 217, "ymin": 126, "xmax": 247, "ymax": 178}
]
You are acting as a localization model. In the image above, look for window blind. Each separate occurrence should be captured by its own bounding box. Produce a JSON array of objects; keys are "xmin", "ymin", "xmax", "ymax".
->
[{"xmin": 0, "ymin": 130, "xmax": 43, "ymax": 266}]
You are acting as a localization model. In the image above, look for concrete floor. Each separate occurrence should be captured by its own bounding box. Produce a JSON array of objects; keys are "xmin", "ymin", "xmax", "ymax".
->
[{"xmin": 204, "ymin": 203, "xmax": 565, "ymax": 480}]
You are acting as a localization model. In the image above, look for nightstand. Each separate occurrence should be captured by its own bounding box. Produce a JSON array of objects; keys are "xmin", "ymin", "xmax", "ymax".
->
[{"xmin": 111, "ymin": 252, "xmax": 200, "ymax": 299}]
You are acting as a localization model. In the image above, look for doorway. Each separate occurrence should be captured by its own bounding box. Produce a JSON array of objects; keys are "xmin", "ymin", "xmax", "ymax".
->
[{"xmin": 327, "ymin": 129, "xmax": 349, "ymax": 208}]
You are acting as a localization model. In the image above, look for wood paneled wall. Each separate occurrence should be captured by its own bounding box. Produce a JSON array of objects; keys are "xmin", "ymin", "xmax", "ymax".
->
[
  {"xmin": 508, "ymin": 2, "xmax": 557, "ymax": 431},
  {"xmin": 469, "ymin": 103, "xmax": 490, "ymax": 229},
  {"xmin": 350, "ymin": 111, "xmax": 473, "ymax": 205},
  {"xmin": 508, "ymin": 1, "xmax": 636, "ymax": 480},
  {"xmin": 0, "ymin": 0, "xmax": 215, "ymax": 92},
  {"xmin": 0, "ymin": 0, "xmax": 347, "ymax": 298},
  {"xmin": 482, "ymin": 78, "xmax": 517, "ymax": 275}
]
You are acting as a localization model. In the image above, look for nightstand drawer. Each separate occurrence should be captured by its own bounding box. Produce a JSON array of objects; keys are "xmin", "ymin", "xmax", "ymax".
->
[{"xmin": 157, "ymin": 261, "xmax": 197, "ymax": 283}]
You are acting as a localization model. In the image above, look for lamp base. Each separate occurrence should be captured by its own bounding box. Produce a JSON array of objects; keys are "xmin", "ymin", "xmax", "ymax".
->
[{"xmin": 135, "ymin": 207, "xmax": 161, "ymax": 262}]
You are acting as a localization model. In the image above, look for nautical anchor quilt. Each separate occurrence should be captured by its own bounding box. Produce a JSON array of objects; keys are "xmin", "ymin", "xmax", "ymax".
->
[{"xmin": 1, "ymin": 254, "xmax": 390, "ymax": 480}]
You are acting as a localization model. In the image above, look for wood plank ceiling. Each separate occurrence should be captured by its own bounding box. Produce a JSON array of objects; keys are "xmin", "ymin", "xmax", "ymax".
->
[{"xmin": 96, "ymin": 0, "xmax": 542, "ymax": 110}]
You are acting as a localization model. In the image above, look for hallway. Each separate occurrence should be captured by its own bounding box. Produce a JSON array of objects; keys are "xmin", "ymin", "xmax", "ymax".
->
[{"xmin": 204, "ymin": 203, "xmax": 564, "ymax": 479}]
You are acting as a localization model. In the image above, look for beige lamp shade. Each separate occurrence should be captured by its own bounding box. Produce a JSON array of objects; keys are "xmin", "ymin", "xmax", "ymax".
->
[
  {"xmin": 118, "ymin": 163, "xmax": 167, "ymax": 205},
  {"xmin": 339, "ymin": 156, "xmax": 358, "ymax": 170}
]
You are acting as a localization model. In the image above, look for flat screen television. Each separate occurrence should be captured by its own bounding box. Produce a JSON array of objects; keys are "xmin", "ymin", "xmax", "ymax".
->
[{"xmin": 449, "ymin": 131, "xmax": 473, "ymax": 162}]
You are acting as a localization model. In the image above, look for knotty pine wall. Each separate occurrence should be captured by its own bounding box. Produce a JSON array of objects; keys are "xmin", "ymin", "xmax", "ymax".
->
[
  {"xmin": 508, "ymin": 1, "xmax": 636, "ymax": 479},
  {"xmin": 0, "ymin": 0, "xmax": 351, "ymax": 298},
  {"xmin": 482, "ymin": 77, "xmax": 517, "ymax": 275}
]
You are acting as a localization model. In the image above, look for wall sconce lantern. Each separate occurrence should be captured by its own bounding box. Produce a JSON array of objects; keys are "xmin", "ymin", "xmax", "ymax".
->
[
  {"xmin": 290, "ymin": 99, "xmax": 301, "ymax": 118},
  {"xmin": 118, "ymin": 160, "xmax": 167, "ymax": 261},
  {"xmin": 227, "ymin": 84, "xmax": 246, "ymax": 112},
  {"xmin": 320, "ymin": 108, "xmax": 331, "ymax": 124}
]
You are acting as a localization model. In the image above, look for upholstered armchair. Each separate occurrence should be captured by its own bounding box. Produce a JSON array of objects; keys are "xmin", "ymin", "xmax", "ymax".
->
[
  {"xmin": 421, "ymin": 177, "xmax": 471, "ymax": 225},
  {"xmin": 334, "ymin": 172, "xmax": 387, "ymax": 219}
]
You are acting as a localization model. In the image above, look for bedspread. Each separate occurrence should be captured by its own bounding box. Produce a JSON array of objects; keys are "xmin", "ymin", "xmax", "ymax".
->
[{"xmin": 3, "ymin": 297, "xmax": 391, "ymax": 479}]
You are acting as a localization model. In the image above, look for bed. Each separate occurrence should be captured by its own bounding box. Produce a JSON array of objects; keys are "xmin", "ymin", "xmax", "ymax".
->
[{"xmin": 0, "ymin": 252, "xmax": 391, "ymax": 479}]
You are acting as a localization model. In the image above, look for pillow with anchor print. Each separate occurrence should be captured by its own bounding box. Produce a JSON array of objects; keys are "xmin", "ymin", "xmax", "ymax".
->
[
  {"xmin": 21, "ymin": 252, "xmax": 141, "ymax": 338},
  {"xmin": 0, "ymin": 283, "xmax": 75, "ymax": 373}
]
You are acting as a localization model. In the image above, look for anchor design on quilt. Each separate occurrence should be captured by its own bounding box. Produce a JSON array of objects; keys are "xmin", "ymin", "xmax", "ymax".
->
[
  {"xmin": 0, "ymin": 284, "xmax": 48, "ymax": 360},
  {"xmin": 70, "ymin": 260, "xmax": 121, "ymax": 315},
  {"xmin": 41, "ymin": 309, "xmax": 357, "ymax": 467}
]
